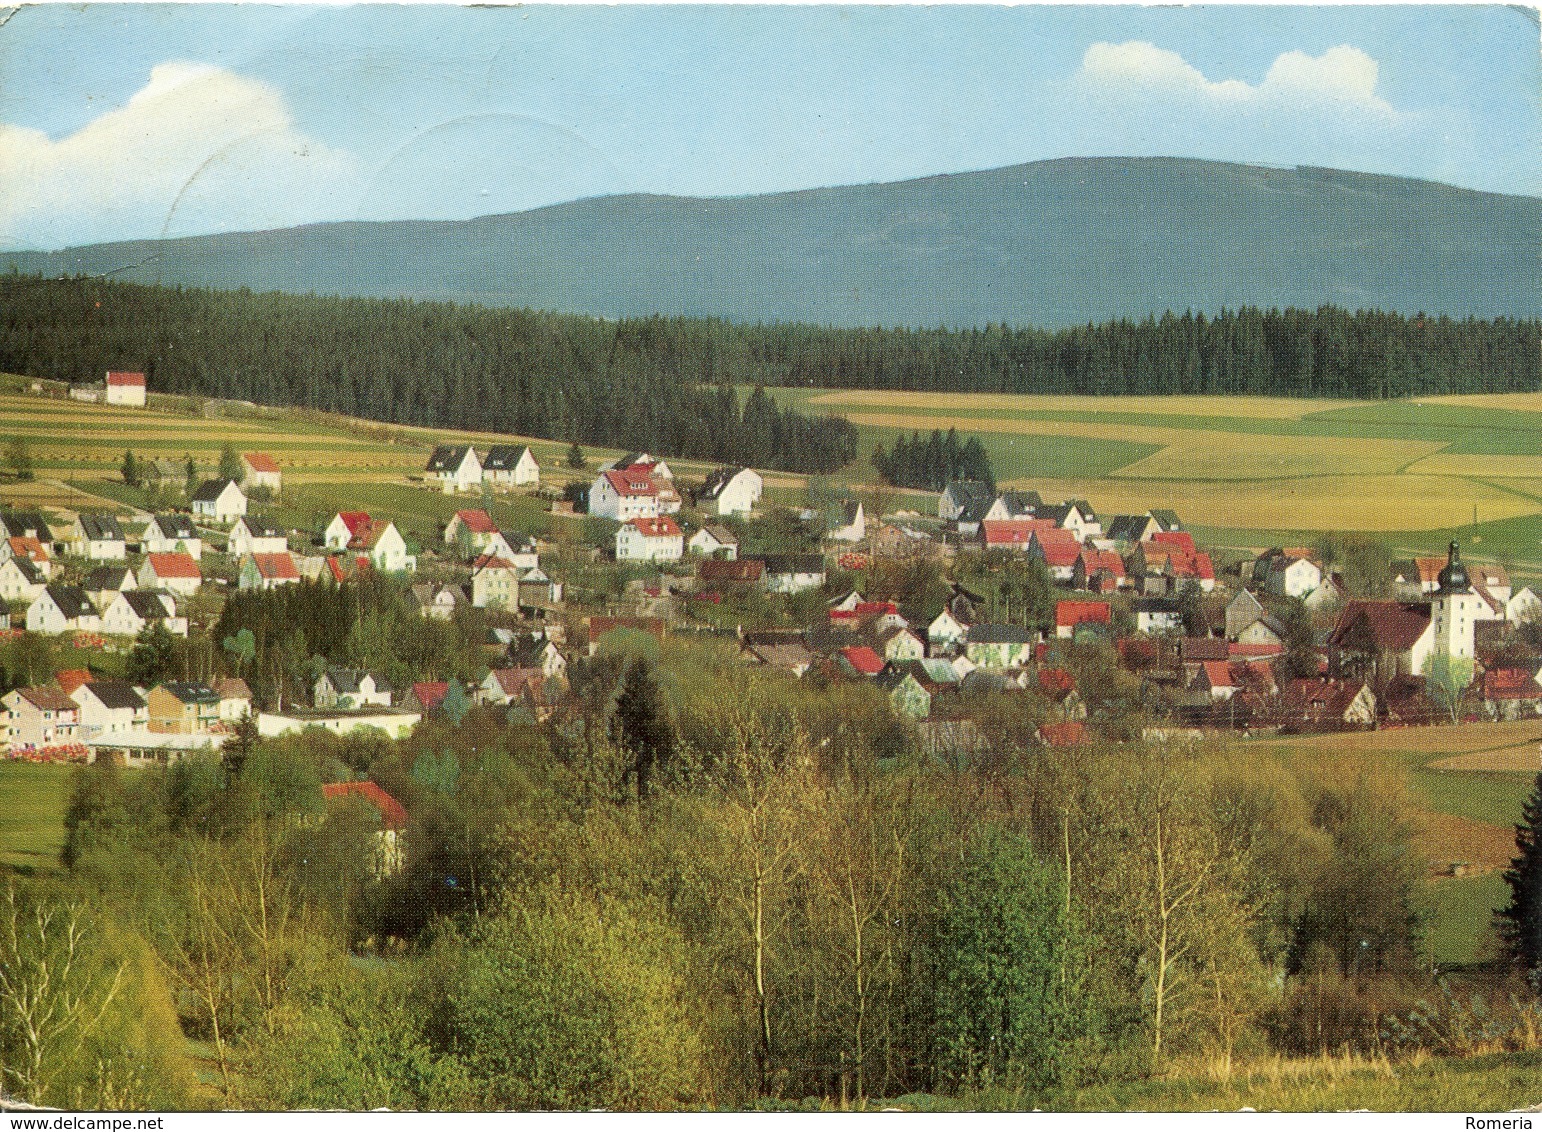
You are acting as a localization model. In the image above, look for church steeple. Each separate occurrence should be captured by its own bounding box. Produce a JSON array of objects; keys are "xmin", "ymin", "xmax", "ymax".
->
[{"xmin": 1437, "ymin": 540, "xmax": 1470, "ymax": 595}]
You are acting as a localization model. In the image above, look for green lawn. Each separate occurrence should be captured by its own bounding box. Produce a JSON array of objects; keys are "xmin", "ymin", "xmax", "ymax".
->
[
  {"xmin": 1426, "ymin": 872, "xmax": 1508, "ymax": 966},
  {"xmin": 0, "ymin": 760, "xmax": 74, "ymax": 875}
]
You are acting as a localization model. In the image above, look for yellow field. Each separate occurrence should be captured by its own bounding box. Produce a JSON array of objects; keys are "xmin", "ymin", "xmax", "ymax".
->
[
  {"xmin": 1263, "ymin": 719, "xmax": 1540, "ymax": 755},
  {"xmin": 809, "ymin": 390, "xmax": 1350, "ymax": 419},
  {"xmin": 994, "ymin": 473, "xmax": 1535, "ymax": 532},
  {"xmin": 1422, "ymin": 392, "xmax": 1542, "ymax": 413}
]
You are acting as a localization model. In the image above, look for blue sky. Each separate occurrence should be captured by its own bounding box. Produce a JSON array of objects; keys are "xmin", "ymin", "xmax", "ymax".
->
[{"xmin": 2, "ymin": 4, "xmax": 1538, "ymax": 249}]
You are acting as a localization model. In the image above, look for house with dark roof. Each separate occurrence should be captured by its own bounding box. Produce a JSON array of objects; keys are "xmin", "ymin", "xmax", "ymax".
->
[
  {"xmin": 83, "ymin": 565, "xmax": 136, "ymax": 609},
  {"xmin": 147, "ymin": 682, "xmax": 222, "ymax": 734},
  {"xmin": 2, "ymin": 685, "xmax": 82, "ymax": 749},
  {"xmin": 101, "ymin": 590, "xmax": 184, "ymax": 637},
  {"xmin": 761, "ymin": 554, "xmax": 826, "ymax": 594},
  {"xmin": 190, "ymin": 479, "xmax": 247, "ymax": 523},
  {"xmin": 69, "ymin": 680, "xmax": 148, "ymax": 738},
  {"xmin": 227, "ymin": 517, "xmax": 288, "ymax": 558},
  {"xmin": 145, "ymin": 513, "xmax": 202, "ymax": 560},
  {"xmin": 0, "ymin": 555, "xmax": 44, "ymax": 604},
  {"xmin": 940, "ymin": 481, "xmax": 994, "ymax": 522},
  {"xmin": 1327, "ymin": 600, "xmax": 1435, "ymax": 685},
  {"xmin": 26, "ymin": 585, "xmax": 98, "ymax": 634},
  {"xmin": 483, "ymin": 445, "xmax": 540, "ymax": 488},
  {"xmin": 689, "ymin": 524, "xmax": 739, "ymax": 560},
  {"xmin": 963, "ymin": 623, "xmax": 1036, "ymax": 669},
  {"xmin": 314, "ymin": 668, "xmax": 393, "ymax": 710},
  {"xmin": 697, "ymin": 467, "xmax": 762, "ymax": 516},
  {"xmin": 1105, "ymin": 514, "xmax": 1161, "ymax": 546},
  {"xmin": 425, "ymin": 445, "xmax": 483, "ymax": 494},
  {"xmin": 0, "ymin": 510, "xmax": 53, "ymax": 544},
  {"xmin": 70, "ymin": 513, "xmax": 127, "ymax": 560},
  {"xmin": 984, "ymin": 490, "xmax": 1043, "ymax": 522}
]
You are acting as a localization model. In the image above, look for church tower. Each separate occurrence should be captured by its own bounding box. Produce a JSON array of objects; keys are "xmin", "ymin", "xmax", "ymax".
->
[{"xmin": 1430, "ymin": 540, "xmax": 1480, "ymax": 667}]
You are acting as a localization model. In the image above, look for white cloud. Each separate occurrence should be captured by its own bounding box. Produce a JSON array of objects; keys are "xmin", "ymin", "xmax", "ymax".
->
[
  {"xmin": 1077, "ymin": 42, "xmax": 1397, "ymax": 118},
  {"xmin": 0, "ymin": 62, "xmax": 359, "ymax": 249}
]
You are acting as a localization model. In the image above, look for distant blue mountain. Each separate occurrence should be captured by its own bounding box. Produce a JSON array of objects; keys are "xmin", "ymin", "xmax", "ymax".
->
[{"xmin": 5, "ymin": 157, "xmax": 1537, "ymax": 328}]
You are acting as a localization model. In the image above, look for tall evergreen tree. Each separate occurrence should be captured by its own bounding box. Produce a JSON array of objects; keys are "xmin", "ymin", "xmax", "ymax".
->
[
  {"xmin": 1499, "ymin": 772, "xmax": 1542, "ymax": 978},
  {"xmin": 613, "ymin": 658, "xmax": 675, "ymax": 801}
]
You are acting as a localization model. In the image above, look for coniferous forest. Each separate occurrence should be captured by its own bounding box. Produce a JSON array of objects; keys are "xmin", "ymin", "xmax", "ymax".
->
[
  {"xmin": 872, "ymin": 430, "xmax": 996, "ymax": 493},
  {"xmin": 1, "ymin": 278, "xmax": 1536, "ymax": 469}
]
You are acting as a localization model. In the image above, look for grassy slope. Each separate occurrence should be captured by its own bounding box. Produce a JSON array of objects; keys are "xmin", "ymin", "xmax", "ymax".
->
[{"xmin": 0, "ymin": 761, "xmax": 73, "ymax": 875}]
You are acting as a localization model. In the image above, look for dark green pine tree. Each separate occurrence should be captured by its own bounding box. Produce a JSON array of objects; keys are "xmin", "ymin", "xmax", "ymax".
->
[
  {"xmin": 1499, "ymin": 772, "xmax": 1542, "ymax": 978},
  {"xmin": 613, "ymin": 657, "xmax": 675, "ymax": 801},
  {"xmin": 218, "ymin": 443, "xmax": 243, "ymax": 482}
]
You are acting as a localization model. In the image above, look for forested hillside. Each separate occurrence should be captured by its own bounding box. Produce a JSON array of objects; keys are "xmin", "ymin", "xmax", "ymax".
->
[
  {"xmin": 0, "ymin": 277, "xmax": 859, "ymax": 475},
  {"xmin": 5, "ymin": 158, "xmax": 1538, "ymax": 327},
  {"xmin": 3, "ymin": 278, "xmax": 1535, "ymax": 427}
]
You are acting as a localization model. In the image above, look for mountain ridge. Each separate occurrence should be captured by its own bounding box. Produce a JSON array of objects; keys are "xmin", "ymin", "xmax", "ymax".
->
[{"xmin": 5, "ymin": 156, "xmax": 1538, "ymax": 329}]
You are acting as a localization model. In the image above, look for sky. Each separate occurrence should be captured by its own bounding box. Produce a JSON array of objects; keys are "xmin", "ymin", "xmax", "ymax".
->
[{"xmin": 1, "ymin": 3, "xmax": 1538, "ymax": 250}]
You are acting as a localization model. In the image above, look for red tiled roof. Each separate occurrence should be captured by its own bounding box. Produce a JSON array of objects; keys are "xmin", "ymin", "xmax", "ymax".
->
[
  {"xmin": 455, "ymin": 509, "xmax": 498, "ymax": 533},
  {"xmin": 604, "ymin": 468, "xmax": 657, "ymax": 497},
  {"xmin": 1032, "ymin": 530, "xmax": 1084, "ymax": 567},
  {"xmin": 700, "ymin": 559, "xmax": 763, "ymax": 584},
  {"xmin": 325, "ymin": 556, "xmax": 348, "ymax": 583},
  {"xmin": 1329, "ymin": 601, "xmax": 1432, "ymax": 652},
  {"xmin": 855, "ymin": 601, "xmax": 899, "ymax": 617},
  {"xmin": 145, "ymin": 551, "xmax": 200, "ymax": 579},
  {"xmin": 1151, "ymin": 530, "xmax": 1197, "ymax": 554},
  {"xmin": 337, "ymin": 511, "xmax": 372, "ymax": 537},
  {"xmin": 982, "ymin": 519, "xmax": 1054, "ymax": 546},
  {"xmin": 412, "ymin": 682, "xmax": 449, "ymax": 711},
  {"xmin": 242, "ymin": 452, "xmax": 280, "ymax": 473},
  {"xmin": 489, "ymin": 667, "xmax": 545, "ymax": 699},
  {"xmin": 250, "ymin": 552, "xmax": 299, "ymax": 580},
  {"xmin": 470, "ymin": 553, "xmax": 516, "ymax": 572},
  {"xmin": 322, "ymin": 780, "xmax": 408, "ymax": 831},
  {"xmin": 1485, "ymin": 668, "xmax": 1542, "ymax": 700},
  {"xmin": 106, "ymin": 371, "xmax": 145, "ymax": 386},
  {"xmin": 1039, "ymin": 721, "xmax": 1087, "ymax": 747},
  {"xmin": 627, "ymin": 516, "xmax": 682, "ymax": 538},
  {"xmin": 8, "ymin": 536, "xmax": 47, "ymax": 562},
  {"xmin": 1079, "ymin": 548, "xmax": 1126, "ymax": 575},
  {"xmin": 1229, "ymin": 642, "xmax": 1284, "ymax": 659},
  {"xmin": 839, "ymin": 646, "xmax": 886, "ymax": 675},
  {"xmin": 1038, "ymin": 667, "xmax": 1075, "ymax": 696},
  {"xmin": 1055, "ymin": 600, "xmax": 1111, "ymax": 628},
  {"xmin": 54, "ymin": 669, "xmax": 94, "ymax": 695},
  {"xmin": 1198, "ymin": 660, "xmax": 1235, "ymax": 689},
  {"xmin": 213, "ymin": 677, "xmax": 251, "ymax": 700}
]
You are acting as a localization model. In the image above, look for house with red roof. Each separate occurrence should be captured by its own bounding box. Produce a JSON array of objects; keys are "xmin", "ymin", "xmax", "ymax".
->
[
  {"xmin": 1055, "ymin": 600, "xmax": 1112, "ymax": 639},
  {"xmin": 321, "ymin": 781, "xmax": 408, "ymax": 876},
  {"xmin": 1072, "ymin": 547, "xmax": 1128, "ymax": 593},
  {"xmin": 443, "ymin": 509, "xmax": 499, "ymax": 554},
  {"xmin": 587, "ymin": 616, "xmax": 666, "ymax": 654},
  {"xmin": 616, "ymin": 515, "xmax": 684, "ymax": 562},
  {"xmin": 238, "ymin": 552, "xmax": 301, "ymax": 591},
  {"xmin": 406, "ymin": 681, "xmax": 450, "ymax": 713},
  {"xmin": 324, "ymin": 511, "xmax": 374, "ymax": 552},
  {"xmin": 139, "ymin": 551, "xmax": 202, "ymax": 597},
  {"xmin": 1037, "ymin": 721, "xmax": 1088, "ymax": 748},
  {"xmin": 1484, "ymin": 668, "xmax": 1542, "ymax": 720},
  {"xmin": 1277, "ymin": 678, "xmax": 1377, "ymax": 730},
  {"xmin": 1029, "ymin": 530, "xmax": 1084, "ymax": 581},
  {"xmin": 239, "ymin": 452, "xmax": 281, "ymax": 495},
  {"xmin": 1327, "ymin": 601, "xmax": 1434, "ymax": 686},
  {"xmin": 981, "ymin": 518, "xmax": 1055, "ymax": 550},
  {"xmin": 104, "ymin": 370, "xmax": 146, "ymax": 407},
  {"xmin": 590, "ymin": 467, "xmax": 662, "ymax": 521},
  {"xmin": 838, "ymin": 645, "xmax": 886, "ymax": 677}
]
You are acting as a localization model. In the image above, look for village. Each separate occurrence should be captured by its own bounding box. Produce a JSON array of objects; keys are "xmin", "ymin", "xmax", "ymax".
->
[{"xmin": 5, "ymin": 369, "xmax": 1542, "ymax": 774}]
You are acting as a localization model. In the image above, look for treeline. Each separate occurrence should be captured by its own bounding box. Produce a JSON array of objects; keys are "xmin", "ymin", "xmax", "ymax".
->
[
  {"xmin": 0, "ymin": 276, "xmax": 858, "ymax": 475},
  {"xmin": 873, "ymin": 428, "xmax": 995, "ymax": 492},
  {"xmin": 18, "ymin": 631, "xmax": 1542, "ymax": 1112}
]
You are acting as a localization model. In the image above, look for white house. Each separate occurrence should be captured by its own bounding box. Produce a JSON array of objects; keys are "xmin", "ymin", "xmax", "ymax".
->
[
  {"xmin": 408, "ymin": 583, "xmax": 464, "ymax": 622},
  {"xmin": 26, "ymin": 585, "xmax": 99, "ymax": 634},
  {"xmin": 1509, "ymin": 587, "xmax": 1542, "ymax": 627},
  {"xmin": 0, "ymin": 557, "xmax": 45, "ymax": 604},
  {"xmin": 70, "ymin": 680, "xmax": 149, "ymax": 739},
  {"xmin": 426, "ymin": 445, "xmax": 483, "ymax": 494},
  {"xmin": 190, "ymin": 479, "xmax": 247, "ymax": 523},
  {"xmin": 482, "ymin": 445, "xmax": 540, "ymax": 488},
  {"xmin": 101, "ymin": 590, "xmax": 186, "ymax": 637},
  {"xmin": 351, "ymin": 519, "xmax": 414, "ymax": 573},
  {"xmin": 698, "ymin": 467, "xmax": 762, "ymax": 516},
  {"xmin": 238, "ymin": 552, "xmax": 302, "ymax": 591},
  {"xmin": 1267, "ymin": 555, "xmax": 1323, "ymax": 600},
  {"xmin": 688, "ymin": 525, "xmax": 739, "ymax": 560},
  {"xmin": 104, "ymin": 371, "xmax": 147, "ymax": 408},
  {"xmin": 939, "ymin": 481, "xmax": 993, "ymax": 522},
  {"xmin": 227, "ymin": 517, "xmax": 288, "ymax": 557},
  {"xmin": 144, "ymin": 514, "xmax": 202, "ymax": 560},
  {"xmin": 239, "ymin": 452, "xmax": 282, "ymax": 495},
  {"xmin": 314, "ymin": 668, "xmax": 394, "ymax": 710},
  {"xmin": 324, "ymin": 512, "xmax": 373, "ymax": 552},
  {"xmin": 589, "ymin": 468, "xmax": 661, "ymax": 521},
  {"xmin": 616, "ymin": 516, "xmax": 684, "ymax": 563},
  {"xmin": 483, "ymin": 531, "xmax": 540, "ymax": 571},
  {"xmin": 2, "ymin": 686, "xmax": 81, "ymax": 750},
  {"xmin": 927, "ymin": 608, "xmax": 970, "ymax": 654},
  {"xmin": 70, "ymin": 513, "xmax": 127, "ymax": 560},
  {"xmin": 469, "ymin": 554, "xmax": 520, "ymax": 609},
  {"xmin": 443, "ymin": 509, "xmax": 500, "ymax": 554},
  {"xmin": 83, "ymin": 566, "xmax": 136, "ymax": 611},
  {"xmin": 1133, "ymin": 598, "xmax": 1185, "ymax": 635},
  {"xmin": 605, "ymin": 453, "xmax": 674, "ymax": 481},
  {"xmin": 139, "ymin": 552, "xmax": 202, "ymax": 598},
  {"xmin": 762, "ymin": 554, "xmax": 826, "ymax": 595}
]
